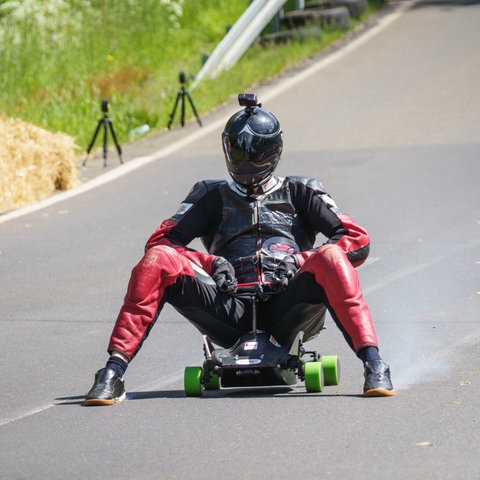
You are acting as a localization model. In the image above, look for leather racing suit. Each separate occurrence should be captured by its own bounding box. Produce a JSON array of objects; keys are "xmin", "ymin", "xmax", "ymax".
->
[{"xmin": 108, "ymin": 176, "xmax": 378, "ymax": 359}]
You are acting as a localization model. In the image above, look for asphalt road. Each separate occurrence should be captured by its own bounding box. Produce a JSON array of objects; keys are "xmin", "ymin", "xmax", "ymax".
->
[{"xmin": 1, "ymin": 1, "xmax": 479, "ymax": 479}]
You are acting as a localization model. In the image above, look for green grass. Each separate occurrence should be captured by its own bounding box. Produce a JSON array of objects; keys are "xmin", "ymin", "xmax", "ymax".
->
[{"xmin": 0, "ymin": 0, "xmax": 386, "ymax": 153}]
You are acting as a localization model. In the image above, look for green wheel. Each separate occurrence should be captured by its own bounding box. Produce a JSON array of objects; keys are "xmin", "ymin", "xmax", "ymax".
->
[
  {"xmin": 184, "ymin": 366, "xmax": 203, "ymax": 397},
  {"xmin": 322, "ymin": 355, "xmax": 340, "ymax": 386},
  {"xmin": 205, "ymin": 371, "xmax": 220, "ymax": 390},
  {"xmin": 304, "ymin": 361, "xmax": 324, "ymax": 393}
]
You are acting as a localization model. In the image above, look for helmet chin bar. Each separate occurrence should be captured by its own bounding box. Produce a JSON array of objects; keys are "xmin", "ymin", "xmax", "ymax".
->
[{"xmin": 238, "ymin": 175, "xmax": 270, "ymax": 189}]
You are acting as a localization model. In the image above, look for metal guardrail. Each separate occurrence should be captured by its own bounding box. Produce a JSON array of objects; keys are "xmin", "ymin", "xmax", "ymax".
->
[{"xmin": 191, "ymin": 0, "xmax": 287, "ymax": 89}]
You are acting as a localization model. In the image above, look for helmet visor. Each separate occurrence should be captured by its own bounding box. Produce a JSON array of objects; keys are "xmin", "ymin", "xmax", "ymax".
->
[{"xmin": 222, "ymin": 129, "xmax": 282, "ymax": 186}]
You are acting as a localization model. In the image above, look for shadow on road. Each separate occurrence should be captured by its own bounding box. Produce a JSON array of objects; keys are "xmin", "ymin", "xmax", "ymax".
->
[{"xmin": 54, "ymin": 388, "xmax": 363, "ymax": 405}]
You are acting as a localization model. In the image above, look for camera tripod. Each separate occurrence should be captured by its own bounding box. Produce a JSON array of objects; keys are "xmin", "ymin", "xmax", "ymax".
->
[
  {"xmin": 167, "ymin": 72, "xmax": 202, "ymax": 129},
  {"xmin": 83, "ymin": 100, "xmax": 123, "ymax": 167}
]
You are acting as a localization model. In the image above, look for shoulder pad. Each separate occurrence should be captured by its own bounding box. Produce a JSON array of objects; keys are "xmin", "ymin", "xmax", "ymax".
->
[
  {"xmin": 286, "ymin": 176, "xmax": 341, "ymax": 213},
  {"xmin": 183, "ymin": 179, "xmax": 226, "ymax": 203},
  {"xmin": 285, "ymin": 176, "xmax": 327, "ymax": 194}
]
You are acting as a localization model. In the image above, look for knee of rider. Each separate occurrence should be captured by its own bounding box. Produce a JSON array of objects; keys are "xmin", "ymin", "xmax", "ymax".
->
[{"xmin": 314, "ymin": 244, "xmax": 348, "ymax": 268}]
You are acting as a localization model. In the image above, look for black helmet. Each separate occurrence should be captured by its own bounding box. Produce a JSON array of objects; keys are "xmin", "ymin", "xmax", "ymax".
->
[{"xmin": 222, "ymin": 94, "xmax": 283, "ymax": 187}]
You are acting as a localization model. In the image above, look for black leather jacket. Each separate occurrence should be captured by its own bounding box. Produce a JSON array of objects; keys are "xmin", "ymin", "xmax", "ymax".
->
[{"xmin": 147, "ymin": 176, "xmax": 370, "ymax": 283}]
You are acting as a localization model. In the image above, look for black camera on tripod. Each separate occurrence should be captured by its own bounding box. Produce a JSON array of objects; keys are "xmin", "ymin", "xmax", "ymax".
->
[
  {"xmin": 167, "ymin": 71, "xmax": 202, "ymax": 129},
  {"xmin": 83, "ymin": 99, "xmax": 122, "ymax": 167}
]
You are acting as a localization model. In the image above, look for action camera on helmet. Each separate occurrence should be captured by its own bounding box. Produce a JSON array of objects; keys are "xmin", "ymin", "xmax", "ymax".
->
[{"xmin": 238, "ymin": 93, "xmax": 260, "ymax": 109}]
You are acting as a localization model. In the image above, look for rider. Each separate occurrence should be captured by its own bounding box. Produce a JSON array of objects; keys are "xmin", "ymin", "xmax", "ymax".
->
[{"xmin": 84, "ymin": 94, "xmax": 395, "ymax": 405}]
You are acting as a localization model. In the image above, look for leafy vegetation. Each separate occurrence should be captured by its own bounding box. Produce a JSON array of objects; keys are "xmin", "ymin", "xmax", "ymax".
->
[{"xmin": 0, "ymin": 0, "xmax": 385, "ymax": 151}]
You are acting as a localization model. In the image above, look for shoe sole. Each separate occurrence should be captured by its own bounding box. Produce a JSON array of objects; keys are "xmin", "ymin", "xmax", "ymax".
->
[
  {"xmin": 83, "ymin": 392, "xmax": 126, "ymax": 406},
  {"xmin": 364, "ymin": 388, "xmax": 396, "ymax": 397}
]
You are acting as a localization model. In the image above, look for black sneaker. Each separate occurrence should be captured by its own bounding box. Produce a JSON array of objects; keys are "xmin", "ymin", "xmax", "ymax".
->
[
  {"xmin": 84, "ymin": 368, "xmax": 126, "ymax": 406},
  {"xmin": 363, "ymin": 360, "xmax": 396, "ymax": 397}
]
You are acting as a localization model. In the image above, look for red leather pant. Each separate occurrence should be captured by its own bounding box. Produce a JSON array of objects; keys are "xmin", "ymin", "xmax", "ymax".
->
[{"xmin": 108, "ymin": 244, "xmax": 378, "ymax": 359}]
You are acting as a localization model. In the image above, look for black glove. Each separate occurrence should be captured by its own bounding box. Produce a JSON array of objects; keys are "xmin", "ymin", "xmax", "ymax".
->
[
  {"xmin": 211, "ymin": 257, "xmax": 238, "ymax": 294},
  {"xmin": 271, "ymin": 255, "xmax": 298, "ymax": 293}
]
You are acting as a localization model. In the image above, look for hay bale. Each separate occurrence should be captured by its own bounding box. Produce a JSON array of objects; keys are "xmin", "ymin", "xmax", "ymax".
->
[{"xmin": 0, "ymin": 117, "xmax": 79, "ymax": 214}]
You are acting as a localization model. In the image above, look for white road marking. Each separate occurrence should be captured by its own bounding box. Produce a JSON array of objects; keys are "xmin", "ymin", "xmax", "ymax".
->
[
  {"xmin": 363, "ymin": 238, "xmax": 480, "ymax": 296},
  {"xmin": 0, "ymin": 372, "xmax": 184, "ymax": 427},
  {"xmin": 0, "ymin": 403, "xmax": 55, "ymax": 427}
]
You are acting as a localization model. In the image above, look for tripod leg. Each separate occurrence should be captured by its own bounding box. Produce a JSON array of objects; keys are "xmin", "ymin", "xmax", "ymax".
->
[
  {"xmin": 102, "ymin": 119, "xmax": 109, "ymax": 167},
  {"xmin": 107, "ymin": 119, "xmax": 123, "ymax": 164},
  {"xmin": 83, "ymin": 119, "xmax": 103, "ymax": 166},
  {"xmin": 180, "ymin": 90, "xmax": 186, "ymax": 127},
  {"xmin": 167, "ymin": 93, "xmax": 181, "ymax": 129},
  {"xmin": 185, "ymin": 91, "xmax": 202, "ymax": 127}
]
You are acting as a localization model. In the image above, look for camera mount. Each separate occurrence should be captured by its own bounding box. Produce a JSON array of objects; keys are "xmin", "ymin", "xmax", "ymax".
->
[
  {"xmin": 238, "ymin": 93, "xmax": 262, "ymax": 114},
  {"xmin": 238, "ymin": 93, "xmax": 262, "ymax": 116}
]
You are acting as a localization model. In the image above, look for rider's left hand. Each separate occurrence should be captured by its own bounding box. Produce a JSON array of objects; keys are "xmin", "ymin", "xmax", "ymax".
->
[{"xmin": 271, "ymin": 255, "xmax": 298, "ymax": 293}]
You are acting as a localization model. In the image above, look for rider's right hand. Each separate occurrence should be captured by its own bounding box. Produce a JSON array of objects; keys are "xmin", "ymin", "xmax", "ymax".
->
[{"xmin": 211, "ymin": 256, "xmax": 238, "ymax": 294}]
